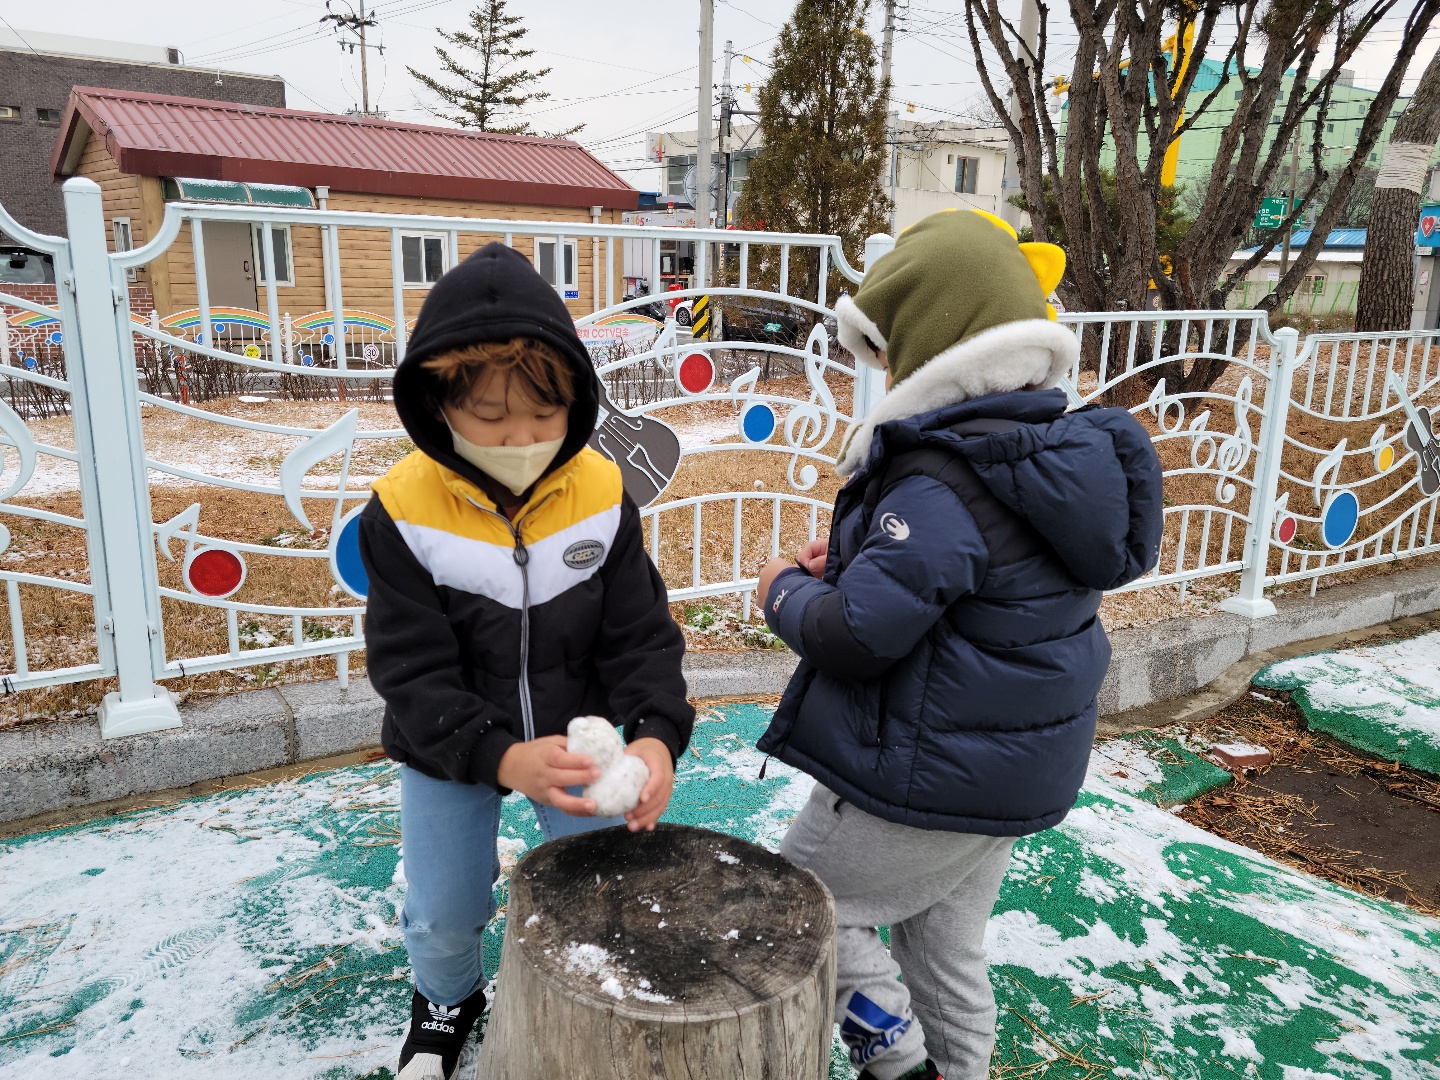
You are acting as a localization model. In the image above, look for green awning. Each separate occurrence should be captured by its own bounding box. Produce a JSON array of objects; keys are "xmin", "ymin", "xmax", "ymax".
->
[{"xmin": 163, "ymin": 178, "xmax": 316, "ymax": 208}]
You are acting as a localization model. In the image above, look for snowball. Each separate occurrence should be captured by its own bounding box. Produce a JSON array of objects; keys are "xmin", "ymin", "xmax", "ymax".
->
[
  {"xmin": 567, "ymin": 715, "xmax": 624, "ymax": 770},
  {"xmin": 567, "ymin": 715, "xmax": 649, "ymax": 817}
]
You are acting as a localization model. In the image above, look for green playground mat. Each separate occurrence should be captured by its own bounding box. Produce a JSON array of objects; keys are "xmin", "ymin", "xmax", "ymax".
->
[
  {"xmin": 1256, "ymin": 628, "xmax": 1440, "ymax": 777},
  {"xmin": 1087, "ymin": 732, "xmax": 1233, "ymax": 806},
  {"xmin": 1, "ymin": 703, "xmax": 1437, "ymax": 1078}
]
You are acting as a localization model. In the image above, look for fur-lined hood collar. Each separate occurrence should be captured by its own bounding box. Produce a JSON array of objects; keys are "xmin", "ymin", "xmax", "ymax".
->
[{"xmin": 837, "ymin": 318, "xmax": 1079, "ymax": 476}]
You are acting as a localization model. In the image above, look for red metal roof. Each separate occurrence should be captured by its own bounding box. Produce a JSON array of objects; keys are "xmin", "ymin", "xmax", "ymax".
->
[{"xmin": 53, "ymin": 87, "xmax": 638, "ymax": 211}]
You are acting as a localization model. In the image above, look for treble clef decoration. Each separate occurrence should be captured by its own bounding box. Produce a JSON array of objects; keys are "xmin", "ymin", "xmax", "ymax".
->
[{"xmin": 783, "ymin": 323, "xmax": 840, "ymax": 490}]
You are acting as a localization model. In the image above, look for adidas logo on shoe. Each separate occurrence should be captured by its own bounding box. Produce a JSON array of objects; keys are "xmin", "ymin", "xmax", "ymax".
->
[{"xmin": 421, "ymin": 1000, "xmax": 461, "ymax": 1033}]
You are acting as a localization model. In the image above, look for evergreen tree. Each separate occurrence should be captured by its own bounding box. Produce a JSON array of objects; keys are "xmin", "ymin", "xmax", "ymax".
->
[
  {"xmin": 408, "ymin": 0, "xmax": 581, "ymax": 138},
  {"xmin": 735, "ymin": 0, "xmax": 890, "ymax": 297}
]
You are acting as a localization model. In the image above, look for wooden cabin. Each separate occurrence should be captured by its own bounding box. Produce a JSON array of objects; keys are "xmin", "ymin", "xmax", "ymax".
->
[{"xmin": 50, "ymin": 87, "xmax": 638, "ymax": 325}]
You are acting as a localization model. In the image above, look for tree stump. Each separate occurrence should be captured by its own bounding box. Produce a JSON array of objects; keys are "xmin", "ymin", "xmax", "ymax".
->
[{"xmin": 477, "ymin": 823, "xmax": 837, "ymax": 1079}]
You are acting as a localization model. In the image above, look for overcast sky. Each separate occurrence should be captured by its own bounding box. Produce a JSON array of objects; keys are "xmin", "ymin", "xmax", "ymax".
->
[{"xmin": 5, "ymin": 1, "xmax": 1438, "ymax": 192}]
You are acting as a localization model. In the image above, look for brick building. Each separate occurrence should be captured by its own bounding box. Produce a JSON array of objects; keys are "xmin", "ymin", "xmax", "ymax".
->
[{"xmin": 0, "ymin": 32, "xmax": 284, "ymax": 240}]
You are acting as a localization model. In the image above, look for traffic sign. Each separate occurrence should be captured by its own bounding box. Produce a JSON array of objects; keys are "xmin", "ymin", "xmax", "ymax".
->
[
  {"xmin": 1254, "ymin": 197, "xmax": 1295, "ymax": 230},
  {"xmin": 1416, "ymin": 204, "xmax": 1440, "ymax": 248}
]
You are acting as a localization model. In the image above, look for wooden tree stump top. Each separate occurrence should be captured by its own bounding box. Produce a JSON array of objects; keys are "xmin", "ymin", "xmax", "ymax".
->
[{"xmin": 506, "ymin": 823, "xmax": 836, "ymax": 1021}]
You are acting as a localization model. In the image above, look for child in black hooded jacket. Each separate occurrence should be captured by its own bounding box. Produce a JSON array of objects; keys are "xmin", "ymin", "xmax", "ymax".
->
[{"xmin": 360, "ymin": 243, "xmax": 693, "ymax": 1079}]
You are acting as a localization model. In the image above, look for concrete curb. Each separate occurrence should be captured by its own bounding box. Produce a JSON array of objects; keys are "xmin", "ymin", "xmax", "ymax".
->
[{"xmin": 5, "ymin": 562, "xmax": 1440, "ymax": 824}]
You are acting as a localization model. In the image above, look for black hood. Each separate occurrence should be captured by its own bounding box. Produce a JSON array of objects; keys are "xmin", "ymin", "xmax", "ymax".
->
[{"xmin": 391, "ymin": 241, "xmax": 600, "ymax": 497}]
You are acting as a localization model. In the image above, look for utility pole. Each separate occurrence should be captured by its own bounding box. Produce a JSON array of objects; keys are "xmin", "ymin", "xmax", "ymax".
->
[
  {"xmin": 1280, "ymin": 131, "xmax": 1300, "ymax": 279},
  {"xmin": 322, "ymin": 0, "xmax": 383, "ymax": 117},
  {"xmin": 718, "ymin": 40, "xmax": 735, "ymax": 230},
  {"xmin": 1000, "ymin": 0, "xmax": 1040, "ymax": 229},
  {"xmin": 881, "ymin": 0, "xmax": 897, "ymax": 233},
  {"xmin": 696, "ymin": 0, "xmax": 715, "ymax": 231}
]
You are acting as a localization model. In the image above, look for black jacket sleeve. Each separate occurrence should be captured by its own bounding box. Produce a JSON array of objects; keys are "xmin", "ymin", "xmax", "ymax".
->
[
  {"xmin": 359, "ymin": 495, "xmax": 520, "ymax": 789},
  {"xmin": 591, "ymin": 494, "xmax": 694, "ymax": 763}
]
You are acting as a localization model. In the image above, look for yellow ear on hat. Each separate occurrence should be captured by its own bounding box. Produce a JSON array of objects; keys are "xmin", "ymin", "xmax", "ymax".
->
[{"xmin": 1019, "ymin": 242, "xmax": 1066, "ymax": 297}]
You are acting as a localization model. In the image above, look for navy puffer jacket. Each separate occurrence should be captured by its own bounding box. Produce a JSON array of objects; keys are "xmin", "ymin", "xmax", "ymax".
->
[{"xmin": 758, "ymin": 388, "xmax": 1162, "ymax": 836}]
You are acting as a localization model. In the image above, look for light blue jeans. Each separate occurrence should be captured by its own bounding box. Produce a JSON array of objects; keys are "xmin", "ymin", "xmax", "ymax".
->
[{"xmin": 398, "ymin": 763, "xmax": 625, "ymax": 1005}]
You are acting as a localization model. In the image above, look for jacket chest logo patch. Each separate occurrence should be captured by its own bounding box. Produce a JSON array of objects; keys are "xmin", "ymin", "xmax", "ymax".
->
[
  {"xmin": 563, "ymin": 539, "xmax": 607, "ymax": 569},
  {"xmin": 879, "ymin": 512, "xmax": 911, "ymax": 541}
]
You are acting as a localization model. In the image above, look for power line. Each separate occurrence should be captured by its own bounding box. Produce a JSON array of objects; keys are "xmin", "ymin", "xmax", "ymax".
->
[{"xmin": 0, "ymin": 14, "xmax": 40, "ymax": 55}]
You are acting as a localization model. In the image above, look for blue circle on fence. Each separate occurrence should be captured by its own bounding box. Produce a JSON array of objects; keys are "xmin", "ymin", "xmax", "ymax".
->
[
  {"xmin": 1321, "ymin": 490, "xmax": 1359, "ymax": 549},
  {"xmin": 322, "ymin": 333, "xmax": 335, "ymax": 345},
  {"xmin": 212, "ymin": 322, "xmax": 227, "ymax": 334},
  {"xmin": 740, "ymin": 403, "xmax": 776, "ymax": 443},
  {"xmin": 301, "ymin": 353, "xmax": 315, "ymax": 367},
  {"xmin": 330, "ymin": 507, "xmax": 369, "ymax": 600},
  {"xmin": 22, "ymin": 356, "xmax": 36, "ymax": 370},
  {"xmin": 47, "ymin": 331, "xmax": 62, "ymax": 345}
]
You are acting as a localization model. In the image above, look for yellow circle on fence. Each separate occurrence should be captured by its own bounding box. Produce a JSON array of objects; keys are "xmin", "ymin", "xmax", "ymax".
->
[
  {"xmin": 243, "ymin": 344, "xmax": 261, "ymax": 359},
  {"xmin": 1375, "ymin": 445, "xmax": 1395, "ymax": 473}
]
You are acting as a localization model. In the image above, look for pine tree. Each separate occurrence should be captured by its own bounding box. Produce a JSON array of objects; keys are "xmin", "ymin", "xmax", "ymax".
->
[
  {"xmin": 408, "ymin": 0, "xmax": 581, "ymax": 138},
  {"xmin": 735, "ymin": 0, "xmax": 890, "ymax": 297}
]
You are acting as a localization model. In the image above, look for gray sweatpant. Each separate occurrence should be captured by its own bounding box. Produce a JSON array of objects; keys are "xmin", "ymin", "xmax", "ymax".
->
[{"xmin": 780, "ymin": 783, "xmax": 1015, "ymax": 1080}]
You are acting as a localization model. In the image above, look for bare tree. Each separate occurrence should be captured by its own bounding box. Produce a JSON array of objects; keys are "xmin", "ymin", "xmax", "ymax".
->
[
  {"xmin": 964, "ymin": 0, "xmax": 1440, "ymax": 394},
  {"xmin": 1355, "ymin": 47, "xmax": 1440, "ymax": 331}
]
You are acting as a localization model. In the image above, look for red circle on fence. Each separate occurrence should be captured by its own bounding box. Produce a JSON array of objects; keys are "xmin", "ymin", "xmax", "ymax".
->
[
  {"xmin": 187, "ymin": 548, "xmax": 246, "ymax": 598},
  {"xmin": 1276, "ymin": 515, "xmax": 1297, "ymax": 545},
  {"xmin": 678, "ymin": 352, "xmax": 715, "ymax": 395}
]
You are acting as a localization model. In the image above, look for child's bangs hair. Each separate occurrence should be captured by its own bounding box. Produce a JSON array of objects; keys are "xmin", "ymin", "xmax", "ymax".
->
[{"xmin": 422, "ymin": 337, "xmax": 576, "ymax": 409}]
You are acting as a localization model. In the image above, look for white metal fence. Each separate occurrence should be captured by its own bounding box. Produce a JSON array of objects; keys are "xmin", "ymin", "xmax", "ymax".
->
[{"xmin": 1, "ymin": 178, "xmax": 1437, "ymax": 738}]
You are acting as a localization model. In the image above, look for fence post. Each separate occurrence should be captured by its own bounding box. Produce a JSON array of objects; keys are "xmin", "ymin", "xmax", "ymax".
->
[
  {"xmin": 62, "ymin": 177, "xmax": 181, "ymax": 737},
  {"xmin": 852, "ymin": 233, "xmax": 895, "ymax": 419},
  {"xmin": 1219, "ymin": 325, "xmax": 1299, "ymax": 620}
]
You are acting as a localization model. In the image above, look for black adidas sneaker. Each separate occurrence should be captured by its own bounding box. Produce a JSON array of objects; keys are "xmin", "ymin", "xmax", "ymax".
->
[
  {"xmin": 858, "ymin": 1061, "xmax": 943, "ymax": 1080},
  {"xmin": 396, "ymin": 985, "xmax": 487, "ymax": 1080}
]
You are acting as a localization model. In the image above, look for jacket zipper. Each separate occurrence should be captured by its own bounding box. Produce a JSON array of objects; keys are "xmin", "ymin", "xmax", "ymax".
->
[
  {"xmin": 875, "ymin": 674, "xmax": 891, "ymax": 749},
  {"xmin": 468, "ymin": 493, "xmax": 555, "ymax": 743}
]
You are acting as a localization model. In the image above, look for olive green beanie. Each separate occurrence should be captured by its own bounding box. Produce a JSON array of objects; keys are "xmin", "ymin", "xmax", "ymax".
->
[
  {"xmin": 836, "ymin": 208, "xmax": 1067, "ymax": 387},
  {"xmin": 833, "ymin": 209, "xmax": 1080, "ymax": 476}
]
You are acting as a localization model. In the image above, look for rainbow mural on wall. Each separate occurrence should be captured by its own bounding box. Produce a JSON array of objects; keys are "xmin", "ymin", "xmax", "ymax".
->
[
  {"xmin": 6, "ymin": 310, "xmax": 59, "ymax": 328},
  {"xmin": 291, "ymin": 310, "xmax": 395, "ymax": 335},
  {"xmin": 160, "ymin": 307, "xmax": 275, "ymax": 336}
]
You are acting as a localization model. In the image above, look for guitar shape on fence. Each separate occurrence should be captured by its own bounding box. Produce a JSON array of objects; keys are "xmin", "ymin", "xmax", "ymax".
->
[
  {"xmin": 588, "ymin": 379, "xmax": 681, "ymax": 508},
  {"xmin": 1385, "ymin": 372, "xmax": 1440, "ymax": 498}
]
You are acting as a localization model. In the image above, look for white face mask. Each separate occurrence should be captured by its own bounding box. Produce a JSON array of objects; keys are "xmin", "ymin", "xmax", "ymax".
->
[{"xmin": 449, "ymin": 428, "xmax": 565, "ymax": 497}]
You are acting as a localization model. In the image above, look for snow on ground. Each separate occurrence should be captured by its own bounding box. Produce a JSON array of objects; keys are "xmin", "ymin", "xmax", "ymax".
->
[
  {"xmin": 1256, "ymin": 629, "xmax": 1440, "ymax": 775},
  {"xmin": 6, "ymin": 398, "xmax": 746, "ymax": 501},
  {"xmin": 10, "ymin": 400, "xmax": 407, "ymax": 499},
  {"xmin": 1087, "ymin": 735, "xmax": 1168, "ymax": 796},
  {"xmin": 661, "ymin": 409, "xmax": 743, "ymax": 449},
  {"xmin": 1, "ymin": 705, "xmax": 1437, "ymax": 1079}
]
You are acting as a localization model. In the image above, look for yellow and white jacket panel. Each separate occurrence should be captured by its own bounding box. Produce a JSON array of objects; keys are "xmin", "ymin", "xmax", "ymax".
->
[{"xmin": 360, "ymin": 448, "xmax": 692, "ymax": 791}]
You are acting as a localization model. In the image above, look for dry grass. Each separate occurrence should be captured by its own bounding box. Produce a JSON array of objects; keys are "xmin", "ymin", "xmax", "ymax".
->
[
  {"xmin": 1176, "ymin": 695, "xmax": 1440, "ymax": 917},
  {"xmin": 0, "ymin": 483, "xmax": 366, "ymax": 729}
]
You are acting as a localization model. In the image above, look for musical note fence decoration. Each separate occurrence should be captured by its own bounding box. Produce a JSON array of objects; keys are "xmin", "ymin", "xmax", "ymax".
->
[
  {"xmin": 1240, "ymin": 329, "xmax": 1440, "ymax": 613},
  {"xmin": 1, "ymin": 179, "xmax": 1439, "ymax": 739}
]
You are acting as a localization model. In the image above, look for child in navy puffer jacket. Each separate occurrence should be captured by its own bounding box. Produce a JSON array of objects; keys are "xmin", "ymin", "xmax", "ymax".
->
[{"xmin": 756, "ymin": 209, "xmax": 1163, "ymax": 1080}]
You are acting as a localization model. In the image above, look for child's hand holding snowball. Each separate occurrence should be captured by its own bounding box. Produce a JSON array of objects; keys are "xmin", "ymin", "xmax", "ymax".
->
[
  {"xmin": 494, "ymin": 718, "xmax": 673, "ymax": 832},
  {"xmin": 567, "ymin": 716, "xmax": 673, "ymax": 833}
]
